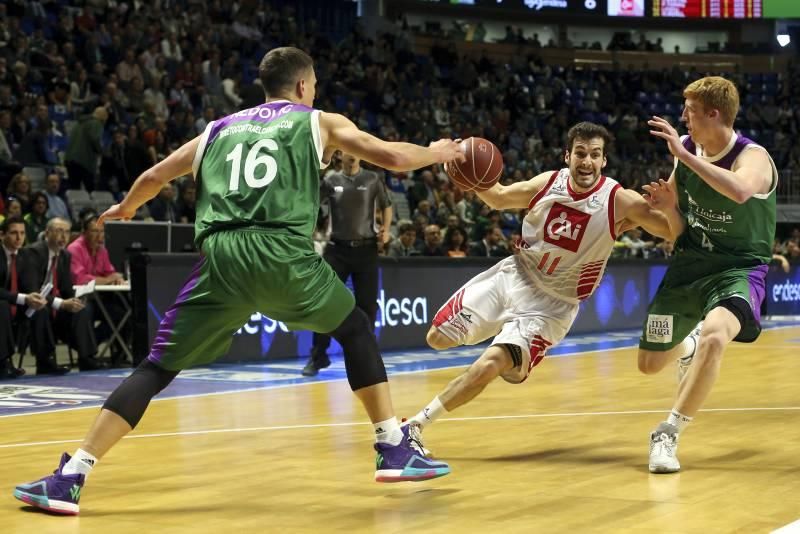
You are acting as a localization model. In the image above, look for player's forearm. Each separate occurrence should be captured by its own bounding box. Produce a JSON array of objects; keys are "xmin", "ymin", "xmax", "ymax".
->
[
  {"xmin": 678, "ymin": 152, "xmax": 753, "ymax": 204},
  {"xmin": 475, "ymin": 183, "xmax": 505, "ymax": 210},
  {"xmin": 386, "ymin": 143, "xmax": 440, "ymax": 171},
  {"xmin": 382, "ymin": 206, "xmax": 393, "ymax": 229},
  {"xmin": 660, "ymin": 205, "xmax": 686, "ymax": 241},
  {"xmin": 119, "ymin": 171, "xmax": 167, "ymax": 213}
]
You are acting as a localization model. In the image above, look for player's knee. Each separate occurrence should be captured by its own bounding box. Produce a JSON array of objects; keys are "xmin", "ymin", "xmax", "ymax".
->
[
  {"xmin": 426, "ymin": 327, "xmax": 455, "ymax": 351},
  {"xmin": 467, "ymin": 353, "xmax": 505, "ymax": 385},
  {"xmin": 637, "ymin": 350, "xmax": 663, "ymax": 375},
  {"xmin": 695, "ymin": 331, "xmax": 727, "ymax": 365}
]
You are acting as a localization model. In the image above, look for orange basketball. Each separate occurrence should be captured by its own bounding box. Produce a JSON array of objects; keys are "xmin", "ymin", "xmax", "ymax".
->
[{"xmin": 445, "ymin": 137, "xmax": 504, "ymax": 192}]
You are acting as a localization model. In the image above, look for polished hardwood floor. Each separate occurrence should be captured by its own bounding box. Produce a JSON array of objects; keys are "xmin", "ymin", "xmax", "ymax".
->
[{"xmin": 2, "ymin": 326, "xmax": 799, "ymax": 533}]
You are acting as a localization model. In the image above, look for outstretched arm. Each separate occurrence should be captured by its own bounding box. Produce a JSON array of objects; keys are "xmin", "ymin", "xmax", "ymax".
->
[
  {"xmin": 320, "ymin": 112, "xmax": 463, "ymax": 171},
  {"xmin": 469, "ymin": 170, "xmax": 553, "ymax": 210},
  {"xmin": 615, "ymin": 187, "xmax": 676, "ymax": 240},
  {"xmin": 648, "ymin": 116, "xmax": 772, "ymax": 203},
  {"xmin": 98, "ymin": 136, "xmax": 201, "ymax": 224}
]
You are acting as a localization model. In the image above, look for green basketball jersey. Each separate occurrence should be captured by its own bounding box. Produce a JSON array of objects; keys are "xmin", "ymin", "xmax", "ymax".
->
[
  {"xmin": 192, "ymin": 100, "xmax": 325, "ymax": 245},
  {"xmin": 669, "ymin": 134, "xmax": 776, "ymax": 282}
]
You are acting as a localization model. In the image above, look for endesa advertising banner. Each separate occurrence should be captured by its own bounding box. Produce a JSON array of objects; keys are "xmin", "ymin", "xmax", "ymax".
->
[
  {"xmin": 139, "ymin": 254, "xmax": 796, "ymax": 363},
  {"xmin": 767, "ymin": 263, "xmax": 800, "ymax": 316},
  {"xmin": 140, "ymin": 255, "xmax": 667, "ymax": 362}
]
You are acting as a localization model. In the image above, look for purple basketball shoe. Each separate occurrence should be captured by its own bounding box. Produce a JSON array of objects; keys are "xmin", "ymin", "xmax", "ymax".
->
[
  {"xmin": 374, "ymin": 426, "xmax": 450, "ymax": 482},
  {"xmin": 14, "ymin": 453, "xmax": 85, "ymax": 515}
]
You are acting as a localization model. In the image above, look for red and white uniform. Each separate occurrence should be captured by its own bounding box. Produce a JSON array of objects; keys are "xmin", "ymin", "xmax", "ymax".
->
[{"xmin": 433, "ymin": 168, "xmax": 621, "ymax": 383}]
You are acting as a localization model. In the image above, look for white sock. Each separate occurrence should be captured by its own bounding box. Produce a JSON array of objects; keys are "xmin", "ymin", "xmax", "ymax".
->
[
  {"xmin": 678, "ymin": 336, "xmax": 696, "ymax": 361},
  {"xmin": 667, "ymin": 410, "xmax": 693, "ymax": 432},
  {"xmin": 373, "ymin": 417, "xmax": 403, "ymax": 446},
  {"xmin": 62, "ymin": 448, "xmax": 97, "ymax": 476},
  {"xmin": 412, "ymin": 396, "xmax": 448, "ymax": 429}
]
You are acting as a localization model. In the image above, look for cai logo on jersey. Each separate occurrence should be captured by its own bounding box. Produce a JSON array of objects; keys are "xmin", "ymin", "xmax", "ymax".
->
[{"xmin": 543, "ymin": 203, "xmax": 590, "ymax": 253}]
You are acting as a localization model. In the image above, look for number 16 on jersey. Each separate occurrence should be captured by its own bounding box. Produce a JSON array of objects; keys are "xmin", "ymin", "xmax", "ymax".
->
[{"xmin": 226, "ymin": 139, "xmax": 279, "ymax": 191}]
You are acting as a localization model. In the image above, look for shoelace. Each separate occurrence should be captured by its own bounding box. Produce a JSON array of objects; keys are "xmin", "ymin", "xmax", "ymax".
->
[
  {"xmin": 652, "ymin": 433, "xmax": 676, "ymax": 456},
  {"xmin": 406, "ymin": 424, "xmax": 427, "ymax": 455}
]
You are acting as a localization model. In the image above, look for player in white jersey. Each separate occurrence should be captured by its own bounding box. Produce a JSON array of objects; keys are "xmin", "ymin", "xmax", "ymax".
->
[{"xmin": 404, "ymin": 122, "xmax": 678, "ymax": 453}]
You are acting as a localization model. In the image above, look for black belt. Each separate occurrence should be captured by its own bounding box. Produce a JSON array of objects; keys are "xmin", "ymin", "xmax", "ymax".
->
[{"xmin": 330, "ymin": 238, "xmax": 378, "ymax": 248}]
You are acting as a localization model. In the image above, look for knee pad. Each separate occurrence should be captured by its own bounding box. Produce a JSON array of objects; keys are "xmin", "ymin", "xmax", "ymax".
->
[
  {"xmin": 328, "ymin": 307, "xmax": 387, "ymax": 391},
  {"xmin": 103, "ymin": 360, "xmax": 179, "ymax": 428}
]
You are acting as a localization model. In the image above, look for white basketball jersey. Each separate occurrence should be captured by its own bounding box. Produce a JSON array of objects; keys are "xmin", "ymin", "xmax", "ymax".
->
[{"xmin": 515, "ymin": 168, "xmax": 621, "ymax": 304}]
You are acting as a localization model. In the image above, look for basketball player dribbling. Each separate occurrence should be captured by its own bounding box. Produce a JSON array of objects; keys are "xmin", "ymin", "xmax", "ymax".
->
[
  {"xmin": 13, "ymin": 47, "xmax": 463, "ymax": 515},
  {"xmin": 405, "ymin": 122, "xmax": 676, "ymax": 454}
]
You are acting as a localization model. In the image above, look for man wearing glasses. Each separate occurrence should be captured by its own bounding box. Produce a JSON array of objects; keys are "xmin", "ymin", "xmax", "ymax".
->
[{"xmin": 23, "ymin": 217, "xmax": 104, "ymax": 372}]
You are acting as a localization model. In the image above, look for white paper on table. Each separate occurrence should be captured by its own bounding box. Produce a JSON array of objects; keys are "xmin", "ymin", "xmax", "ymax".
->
[{"xmin": 74, "ymin": 279, "xmax": 96, "ymax": 298}]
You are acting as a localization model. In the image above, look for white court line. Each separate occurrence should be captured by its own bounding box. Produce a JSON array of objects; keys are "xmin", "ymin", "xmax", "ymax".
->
[
  {"xmin": 2, "ymin": 322, "xmax": 799, "ymax": 421},
  {"xmin": 773, "ymin": 518, "xmax": 800, "ymax": 534},
  {"xmin": 0, "ymin": 343, "xmax": 641, "ymax": 420},
  {"xmin": 1, "ymin": 406, "xmax": 799, "ymax": 450}
]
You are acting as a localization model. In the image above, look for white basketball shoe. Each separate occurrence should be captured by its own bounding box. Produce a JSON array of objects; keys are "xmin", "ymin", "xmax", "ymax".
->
[{"xmin": 649, "ymin": 422, "xmax": 680, "ymax": 474}]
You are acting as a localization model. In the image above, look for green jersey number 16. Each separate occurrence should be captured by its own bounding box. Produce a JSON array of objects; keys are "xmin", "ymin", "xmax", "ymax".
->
[{"xmin": 225, "ymin": 139, "xmax": 279, "ymax": 191}]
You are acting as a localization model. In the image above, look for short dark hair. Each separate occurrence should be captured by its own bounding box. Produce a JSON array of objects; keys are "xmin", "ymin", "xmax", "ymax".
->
[
  {"xmin": 566, "ymin": 122, "xmax": 613, "ymax": 155},
  {"xmin": 82, "ymin": 214, "xmax": 99, "ymax": 232},
  {"xmin": 31, "ymin": 191, "xmax": 49, "ymax": 209},
  {"xmin": 258, "ymin": 47, "xmax": 314, "ymax": 99},
  {"xmin": 1, "ymin": 215, "xmax": 24, "ymax": 233},
  {"xmin": 398, "ymin": 222, "xmax": 416, "ymax": 234}
]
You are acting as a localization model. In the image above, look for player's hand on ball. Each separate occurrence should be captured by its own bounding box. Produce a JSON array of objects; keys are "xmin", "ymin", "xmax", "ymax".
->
[
  {"xmin": 429, "ymin": 138, "xmax": 466, "ymax": 164},
  {"xmin": 643, "ymin": 179, "xmax": 677, "ymax": 211}
]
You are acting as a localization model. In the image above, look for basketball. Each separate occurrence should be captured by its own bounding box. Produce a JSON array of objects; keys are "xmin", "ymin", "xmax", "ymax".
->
[{"xmin": 445, "ymin": 137, "xmax": 504, "ymax": 192}]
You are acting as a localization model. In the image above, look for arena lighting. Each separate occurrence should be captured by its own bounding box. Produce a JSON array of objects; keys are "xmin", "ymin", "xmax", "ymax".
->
[{"xmin": 777, "ymin": 34, "xmax": 791, "ymax": 47}]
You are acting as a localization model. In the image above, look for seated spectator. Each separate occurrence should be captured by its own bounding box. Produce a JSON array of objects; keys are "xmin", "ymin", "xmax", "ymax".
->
[
  {"xmin": 67, "ymin": 214, "xmax": 129, "ymax": 365},
  {"xmin": 469, "ymin": 224, "xmax": 510, "ymax": 258},
  {"xmin": 67, "ymin": 215, "xmax": 124, "ymax": 285},
  {"xmin": 444, "ymin": 227, "xmax": 469, "ymax": 258},
  {"xmin": 0, "ymin": 197, "xmax": 23, "ymax": 224},
  {"xmin": 420, "ymin": 224, "xmax": 445, "ymax": 256},
  {"xmin": 618, "ymin": 228, "xmax": 654, "ymax": 258},
  {"xmin": 176, "ymin": 181, "xmax": 196, "ymax": 223},
  {"xmin": 786, "ymin": 240, "xmax": 800, "ymax": 262},
  {"xmin": 0, "ymin": 110, "xmax": 23, "ymax": 188},
  {"xmin": 22, "ymin": 217, "xmax": 105, "ymax": 372},
  {"xmin": 6, "ymin": 173, "xmax": 31, "ymax": 213},
  {"xmin": 651, "ymin": 239, "xmax": 674, "ymax": 259},
  {"xmin": 43, "ymin": 172, "xmax": 70, "ymax": 220},
  {"xmin": 455, "ymin": 190, "xmax": 478, "ymax": 227},
  {"xmin": 1, "ymin": 216, "xmax": 52, "ymax": 374},
  {"xmin": 387, "ymin": 221, "xmax": 420, "ymax": 257},
  {"xmin": 24, "ymin": 191, "xmax": 49, "ymax": 242},
  {"xmin": 149, "ymin": 183, "xmax": 179, "ymax": 222}
]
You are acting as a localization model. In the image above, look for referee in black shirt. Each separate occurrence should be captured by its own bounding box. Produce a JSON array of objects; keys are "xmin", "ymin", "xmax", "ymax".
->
[{"xmin": 302, "ymin": 152, "xmax": 393, "ymax": 376}]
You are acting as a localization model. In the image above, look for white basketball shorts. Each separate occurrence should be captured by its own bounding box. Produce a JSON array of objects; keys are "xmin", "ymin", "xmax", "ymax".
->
[{"xmin": 431, "ymin": 257, "xmax": 578, "ymax": 383}]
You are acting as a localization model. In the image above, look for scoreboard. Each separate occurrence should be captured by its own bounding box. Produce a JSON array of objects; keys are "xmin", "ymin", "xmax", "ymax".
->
[
  {"xmin": 652, "ymin": 0, "xmax": 761, "ymax": 18},
  {"xmin": 403, "ymin": 0, "xmax": 798, "ymax": 17}
]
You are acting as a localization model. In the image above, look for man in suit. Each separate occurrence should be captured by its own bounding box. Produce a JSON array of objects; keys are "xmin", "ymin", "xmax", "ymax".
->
[
  {"xmin": 0, "ymin": 216, "xmax": 52, "ymax": 375},
  {"xmin": 22, "ymin": 217, "xmax": 104, "ymax": 372},
  {"xmin": 469, "ymin": 224, "xmax": 510, "ymax": 258}
]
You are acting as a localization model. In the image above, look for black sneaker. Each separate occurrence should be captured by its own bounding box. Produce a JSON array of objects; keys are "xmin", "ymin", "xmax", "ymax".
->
[{"xmin": 301, "ymin": 353, "xmax": 331, "ymax": 377}]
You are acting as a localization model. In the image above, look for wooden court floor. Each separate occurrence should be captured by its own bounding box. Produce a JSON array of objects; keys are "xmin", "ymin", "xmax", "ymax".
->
[{"xmin": 1, "ymin": 326, "xmax": 799, "ymax": 533}]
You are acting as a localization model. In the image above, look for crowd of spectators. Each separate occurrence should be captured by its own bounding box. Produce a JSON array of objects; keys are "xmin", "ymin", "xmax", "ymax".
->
[
  {"xmin": 0, "ymin": 0, "xmax": 798, "ymax": 262},
  {"xmin": 1, "ymin": 1, "xmax": 799, "ymax": 377}
]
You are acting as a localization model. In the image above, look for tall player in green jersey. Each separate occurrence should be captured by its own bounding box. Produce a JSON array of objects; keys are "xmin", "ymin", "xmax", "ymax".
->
[
  {"xmin": 640, "ymin": 76, "xmax": 777, "ymax": 473},
  {"xmin": 13, "ymin": 47, "xmax": 464, "ymax": 515}
]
